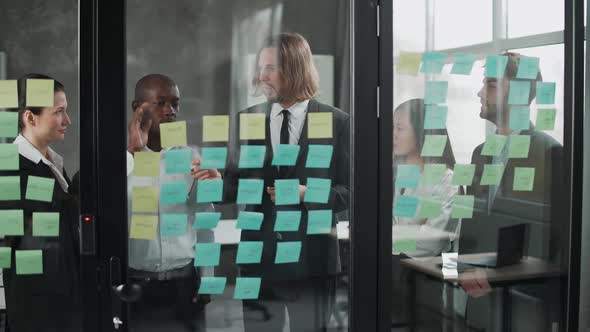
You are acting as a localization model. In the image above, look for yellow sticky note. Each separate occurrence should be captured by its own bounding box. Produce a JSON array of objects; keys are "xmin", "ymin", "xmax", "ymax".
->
[
  {"xmin": 26, "ymin": 79, "xmax": 54, "ymax": 107},
  {"xmin": 130, "ymin": 215, "xmax": 158, "ymax": 240},
  {"xmin": 134, "ymin": 152, "xmax": 160, "ymax": 177},
  {"xmin": 308, "ymin": 112, "xmax": 333, "ymax": 139},
  {"xmin": 397, "ymin": 52, "xmax": 423, "ymax": 76},
  {"xmin": 203, "ymin": 115, "xmax": 229, "ymax": 142},
  {"xmin": 240, "ymin": 113, "xmax": 265, "ymax": 140},
  {"xmin": 0, "ymin": 80, "xmax": 18, "ymax": 108},
  {"xmin": 160, "ymin": 121, "xmax": 187, "ymax": 148},
  {"xmin": 132, "ymin": 186, "xmax": 159, "ymax": 213}
]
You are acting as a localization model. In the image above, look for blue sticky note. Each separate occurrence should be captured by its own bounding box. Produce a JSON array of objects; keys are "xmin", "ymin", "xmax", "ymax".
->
[
  {"xmin": 271, "ymin": 144, "xmax": 300, "ymax": 166},
  {"xmin": 305, "ymin": 145, "xmax": 333, "ymax": 168},
  {"xmin": 274, "ymin": 179, "xmax": 300, "ymax": 205},
  {"xmin": 485, "ymin": 55, "xmax": 508, "ymax": 78},
  {"xmin": 236, "ymin": 241, "xmax": 263, "ymax": 264},
  {"xmin": 508, "ymin": 81, "xmax": 531, "ymax": 105},
  {"xmin": 421, "ymin": 51, "xmax": 446, "ymax": 74},
  {"xmin": 423, "ymin": 105, "xmax": 448, "ymax": 129},
  {"xmin": 196, "ymin": 179, "xmax": 223, "ymax": 203},
  {"xmin": 194, "ymin": 243, "xmax": 221, "ymax": 267},
  {"xmin": 509, "ymin": 106, "xmax": 531, "ymax": 130},
  {"xmin": 237, "ymin": 179, "xmax": 264, "ymax": 204},
  {"xmin": 424, "ymin": 81, "xmax": 448, "ymax": 105},
  {"xmin": 160, "ymin": 214, "xmax": 188, "ymax": 237},
  {"xmin": 239, "ymin": 145, "xmax": 266, "ymax": 169},
  {"xmin": 516, "ymin": 56, "xmax": 540, "ymax": 79},
  {"xmin": 237, "ymin": 211, "xmax": 264, "ymax": 230},
  {"xmin": 451, "ymin": 53, "xmax": 476, "ymax": 75},
  {"xmin": 160, "ymin": 181, "xmax": 187, "ymax": 205},
  {"xmin": 234, "ymin": 277, "xmax": 261, "ymax": 299},
  {"xmin": 395, "ymin": 165, "xmax": 420, "ymax": 189},
  {"xmin": 274, "ymin": 211, "xmax": 302, "ymax": 232},
  {"xmin": 200, "ymin": 147, "xmax": 227, "ymax": 170},
  {"xmin": 303, "ymin": 178, "xmax": 331, "ymax": 203},
  {"xmin": 536, "ymin": 82, "xmax": 556, "ymax": 105},
  {"xmin": 193, "ymin": 212, "xmax": 221, "ymax": 229},
  {"xmin": 165, "ymin": 149, "xmax": 192, "ymax": 174},
  {"xmin": 275, "ymin": 241, "xmax": 302, "ymax": 264},
  {"xmin": 199, "ymin": 277, "xmax": 227, "ymax": 295},
  {"xmin": 307, "ymin": 209, "xmax": 332, "ymax": 235},
  {"xmin": 393, "ymin": 195, "xmax": 419, "ymax": 217}
]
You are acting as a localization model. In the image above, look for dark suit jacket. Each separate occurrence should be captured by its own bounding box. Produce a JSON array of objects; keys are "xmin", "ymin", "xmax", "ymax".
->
[{"xmin": 224, "ymin": 99, "xmax": 350, "ymax": 281}]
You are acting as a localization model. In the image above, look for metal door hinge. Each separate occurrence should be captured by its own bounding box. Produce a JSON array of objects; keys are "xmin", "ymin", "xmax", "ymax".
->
[
  {"xmin": 376, "ymin": 4, "xmax": 380, "ymax": 37},
  {"xmin": 377, "ymin": 86, "xmax": 380, "ymax": 118}
]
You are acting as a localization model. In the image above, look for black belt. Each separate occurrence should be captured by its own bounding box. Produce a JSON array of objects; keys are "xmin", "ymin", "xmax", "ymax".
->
[{"xmin": 129, "ymin": 263, "xmax": 194, "ymax": 281}]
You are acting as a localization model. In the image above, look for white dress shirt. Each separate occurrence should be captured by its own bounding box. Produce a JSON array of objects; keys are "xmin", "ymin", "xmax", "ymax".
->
[{"xmin": 269, "ymin": 99, "xmax": 310, "ymax": 152}]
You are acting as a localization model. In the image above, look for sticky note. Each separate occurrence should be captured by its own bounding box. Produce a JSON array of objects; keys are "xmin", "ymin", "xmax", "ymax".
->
[
  {"xmin": 199, "ymin": 277, "xmax": 227, "ymax": 294},
  {"xmin": 0, "ymin": 210, "xmax": 23, "ymax": 236},
  {"xmin": 421, "ymin": 51, "xmax": 446, "ymax": 74},
  {"xmin": 194, "ymin": 243, "xmax": 221, "ymax": 266},
  {"xmin": 237, "ymin": 179, "xmax": 264, "ymax": 204},
  {"xmin": 134, "ymin": 152, "xmax": 160, "ymax": 177},
  {"xmin": 236, "ymin": 241, "xmax": 263, "ymax": 264},
  {"xmin": 485, "ymin": 55, "xmax": 508, "ymax": 78},
  {"xmin": 160, "ymin": 181, "xmax": 187, "ymax": 205},
  {"xmin": 240, "ymin": 113, "xmax": 266, "ymax": 140},
  {"xmin": 397, "ymin": 52, "xmax": 422, "ymax": 76},
  {"xmin": 274, "ymin": 179, "xmax": 300, "ymax": 205},
  {"xmin": 129, "ymin": 215, "xmax": 158, "ymax": 240},
  {"xmin": 0, "ymin": 176, "xmax": 20, "ymax": 200},
  {"xmin": 15, "ymin": 250, "xmax": 42, "ymax": 275},
  {"xmin": 203, "ymin": 115, "xmax": 229, "ymax": 142},
  {"xmin": 480, "ymin": 164, "xmax": 505, "ymax": 185},
  {"xmin": 304, "ymin": 178, "xmax": 331, "ymax": 203},
  {"xmin": 200, "ymin": 147, "xmax": 227, "ymax": 170},
  {"xmin": 451, "ymin": 53, "xmax": 476, "ymax": 75},
  {"xmin": 394, "ymin": 240, "xmax": 417, "ymax": 253},
  {"xmin": 508, "ymin": 135, "xmax": 531, "ymax": 158},
  {"xmin": 0, "ymin": 112, "xmax": 18, "ymax": 137},
  {"xmin": 132, "ymin": 186, "xmax": 159, "ymax": 213},
  {"xmin": 424, "ymin": 105, "xmax": 448, "ymax": 129},
  {"xmin": 274, "ymin": 211, "xmax": 301, "ymax": 232},
  {"xmin": 516, "ymin": 56, "xmax": 540, "ymax": 79},
  {"xmin": 451, "ymin": 195, "xmax": 474, "ymax": 218},
  {"xmin": 32, "ymin": 212, "xmax": 59, "ymax": 237},
  {"xmin": 307, "ymin": 209, "xmax": 332, "ymax": 234},
  {"xmin": 26, "ymin": 176, "xmax": 54, "ymax": 202},
  {"xmin": 234, "ymin": 277, "xmax": 261, "ymax": 299},
  {"xmin": 239, "ymin": 145, "xmax": 266, "ymax": 168},
  {"xmin": 160, "ymin": 121, "xmax": 187, "ymax": 148},
  {"xmin": 396, "ymin": 165, "xmax": 420, "ymax": 189},
  {"xmin": 393, "ymin": 195, "xmax": 419, "ymax": 217},
  {"xmin": 160, "ymin": 213, "xmax": 187, "ymax": 237},
  {"xmin": 275, "ymin": 241, "xmax": 301, "ymax": 264},
  {"xmin": 508, "ymin": 81, "xmax": 531, "ymax": 105},
  {"xmin": 510, "ymin": 106, "xmax": 531, "ymax": 130},
  {"xmin": 237, "ymin": 211, "xmax": 264, "ymax": 230},
  {"xmin": 451, "ymin": 164, "xmax": 476, "ymax": 186},
  {"xmin": 0, "ymin": 247, "xmax": 11, "ymax": 268},
  {"xmin": 26, "ymin": 79, "xmax": 54, "ymax": 107},
  {"xmin": 421, "ymin": 135, "xmax": 447, "ymax": 157},
  {"xmin": 193, "ymin": 212, "xmax": 221, "ymax": 229},
  {"xmin": 536, "ymin": 108, "xmax": 557, "ymax": 130},
  {"xmin": 481, "ymin": 134, "xmax": 508, "ymax": 156},
  {"xmin": 308, "ymin": 112, "xmax": 333, "ymax": 139},
  {"xmin": 305, "ymin": 145, "xmax": 333, "ymax": 168},
  {"xmin": 0, "ymin": 80, "xmax": 18, "ymax": 108},
  {"xmin": 196, "ymin": 179, "xmax": 223, "ymax": 203},
  {"xmin": 272, "ymin": 144, "xmax": 300, "ymax": 166},
  {"xmin": 165, "ymin": 149, "xmax": 192, "ymax": 174},
  {"xmin": 513, "ymin": 167, "xmax": 535, "ymax": 191},
  {"xmin": 536, "ymin": 82, "xmax": 556, "ymax": 105},
  {"xmin": 421, "ymin": 164, "xmax": 447, "ymax": 186},
  {"xmin": 424, "ymin": 81, "xmax": 448, "ymax": 105},
  {"xmin": 417, "ymin": 198, "xmax": 442, "ymax": 218}
]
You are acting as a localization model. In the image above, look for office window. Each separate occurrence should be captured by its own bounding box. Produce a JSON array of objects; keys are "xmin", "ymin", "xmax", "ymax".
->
[
  {"xmin": 434, "ymin": 0, "xmax": 493, "ymax": 50},
  {"xmin": 508, "ymin": 0, "xmax": 564, "ymax": 38}
]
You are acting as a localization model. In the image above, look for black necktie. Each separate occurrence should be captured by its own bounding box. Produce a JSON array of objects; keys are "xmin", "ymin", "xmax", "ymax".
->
[{"xmin": 279, "ymin": 110, "xmax": 290, "ymax": 177}]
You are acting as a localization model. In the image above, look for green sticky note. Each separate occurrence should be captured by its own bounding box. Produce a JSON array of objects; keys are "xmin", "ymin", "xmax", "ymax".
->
[
  {"xmin": 237, "ymin": 211, "xmax": 263, "ymax": 230},
  {"xmin": 237, "ymin": 179, "xmax": 264, "ymax": 204},
  {"xmin": 0, "ymin": 176, "xmax": 20, "ymax": 200},
  {"xmin": 421, "ymin": 135, "xmax": 447, "ymax": 157},
  {"xmin": 305, "ymin": 145, "xmax": 333, "ymax": 168},
  {"xmin": 271, "ymin": 144, "xmax": 300, "ymax": 166},
  {"xmin": 516, "ymin": 56, "xmax": 540, "ymax": 80},
  {"xmin": 160, "ymin": 213, "xmax": 187, "ymax": 237},
  {"xmin": 26, "ymin": 176, "xmax": 54, "ymax": 202},
  {"xmin": 26, "ymin": 79, "xmax": 54, "ymax": 107},
  {"xmin": 193, "ymin": 212, "xmax": 221, "ymax": 229},
  {"xmin": 132, "ymin": 186, "xmax": 159, "ymax": 213},
  {"xmin": 417, "ymin": 198, "xmax": 442, "ymax": 218},
  {"xmin": 451, "ymin": 195, "xmax": 474, "ymax": 219},
  {"xmin": 481, "ymin": 134, "xmax": 508, "ymax": 156},
  {"xmin": 508, "ymin": 81, "xmax": 531, "ymax": 105},
  {"xmin": 0, "ymin": 210, "xmax": 23, "ymax": 235},
  {"xmin": 421, "ymin": 164, "xmax": 446, "ymax": 186},
  {"xmin": 480, "ymin": 164, "xmax": 505, "ymax": 185},
  {"xmin": 165, "ymin": 149, "xmax": 192, "ymax": 174},
  {"xmin": 239, "ymin": 145, "xmax": 266, "ymax": 169},
  {"xmin": 15, "ymin": 250, "xmax": 43, "ymax": 275},
  {"xmin": 396, "ymin": 165, "xmax": 420, "ymax": 189},
  {"xmin": 0, "ymin": 247, "xmax": 12, "ymax": 268},
  {"xmin": 201, "ymin": 147, "xmax": 227, "ymax": 170},
  {"xmin": 424, "ymin": 105, "xmax": 448, "ymax": 129},
  {"xmin": 307, "ymin": 209, "xmax": 332, "ymax": 235},
  {"xmin": 275, "ymin": 241, "xmax": 301, "ymax": 264},
  {"xmin": 394, "ymin": 240, "xmax": 417, "ymax": 253},
  {"xmin": 421, "ymin": 51, "xmax": 446, "ymax": 74},
  {"xmin": 199, "ymin": 277, "xmax": 227, "ymax": 295},
  {"xmin": 424, "ymin": 81, "xmax": 448, "ymax": 105},
  {"xmin": 32, "ymin": 212, "xmax": 59, "ymax": 237},
  {"xmin": 536, "ymin": 108, "xmax": 557, "ymax": 130},
  {"xmin": 513, "ymin": 167, "xmax": 535, "ymax": 191},
  {"xmin": 274, "ymin": 210, "xmax": 301, "ymax": 232},
  {"xmin": 0, "ymin": 112, "xmax": 18, "ymax": 138},
  {"xmin": 236, "ymin": 241, "xmax": 263, "ymax": 264},
  {"xmin": 275, "ymin": 179, "xmax": 300, "ymax": 205},
  {"xmin": 160, "ymin": 181, "xmax": 187, "ymax": 205},
  {"xmin": 508, "ymin": 135, "xmax": 531, "ymax": 158},
  {"xmin": 160, "ymin": 121, "xmax": 187, "ymax": 148},
  {"xmin": 0, "ymin": 81, "xmax": 18, "ymax": 108},
  {"xmin": 485, "ymin": 55, "xmax": 508, "ymax": 78},
  {"xmin": 234, "ymin": 277, "xmax": 261, "ymax": 299},
  {"xmin": 536, "ymin": 82, "xmax": 556, "ymax": 105},
  {"xmin": 196, "ymin": 179, "xmax": 223, "ymax": 203},
  {"xmin": 510, "ymin": 106, "xmax": 531, "ymax": 130},
  {"xmin": 393, "ymin": 195, "xmax": 419, "ymax": 217},
  {"xmin": 451, "ymin": 164, "xmax": 476, "ymax": 186},
  {"xmin": 304, "ymin": 178, "xmax": 331, "ymax": 203},
  {"xmin": 134, "ymin": 151, "xmax": 160, "ymax": 177},
  {"xmin": 451, "ymin": 53, "xmax": 476, "ymax": 75},
  {"xmin": 194, "ymin": 243, "xmax": 221, "ymax": 267}
]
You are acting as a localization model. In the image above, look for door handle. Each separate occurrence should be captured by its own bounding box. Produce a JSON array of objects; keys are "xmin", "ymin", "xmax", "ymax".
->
[{"xmin": 110, "ymin": 256, "xmax": 143, "ymax": 303}]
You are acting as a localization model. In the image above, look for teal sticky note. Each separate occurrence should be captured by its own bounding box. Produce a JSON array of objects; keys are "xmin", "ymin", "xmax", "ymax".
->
[
  {"xmin": 424, "ymin": 81, "xmax": 448, "ymax": 105},
  {"xmin": 274, "ymin": 211, "xmax": 301, "ymax": 232},
  {"xmin": 237, "ymin": 179, "xmax": 264, "ymax": 204},
  {"xmin": 451, "ymin": 164, "xmax": 476, "ymax": 186},
  {"xmin": 234, "ymin": 277, "xmax": 261, "ymax": 299},
  {"xmin": 480, "ymin": 164, "xmax": 505, "ymax": 185},
  {"xmin": 451, "ymin": 53, "xmax": 476, "ymax": 75},
  {"xmin": 0, "ymin": 247, "xmax": 11, "ymax": 268},
  {"xmin": 199, "ymin": 277, "xmax": 227, "ymax": 294},
  {"xmin": 236, "ymin": 241, "xmax": 263, "ymax": 264},
  {"xmin": 451, "ymin": 195, "xmax": 475, "ymax": 219},
  {"xmin": 274, "ymin": 179, "xmax": 300, "ymax": 205},
  {"xmin": 237, "ymin": 211, "xmax": 264, "ymax": 230},
  {"xmin": 194, "ymin": 243, "xmax": 221, "ymax": 267},
  {"xmin": 394, "ymin": 240, "xmax": 417, "ymax": 253},
  {"xmin": 536, "ymin": 82, "xmax": 556, "ymax": 105},
  {"xmin": 307, "ymin": 209, "xmax": 332, "ymax": 234},
  {"xmin": 510, "ymin": 106, "xmax": 531, "ymax": 130},
  {"xmin": 239, "ymin": 145, "xmax": 266, "ymax": 169},
  {"xmin": 536, "ymin": 108, "xmax": 556, "ymax": 130},
  {"xmin": 393, "ymin": 195, "xmax": 419, "ymax": 217},
  {"xmin": 0, "ymin": 144, "xmax": 19, "ymax": 170},
  {"xmin": 193, "ymin": 212, "xmax": 222, "ymax": 229},
  {"xmin": 421, "ymin": 51, "xmax": 446, "ymax": 74},
  {"xmin": 0, "ymin": 112, "xmax": 18, "ymax": 138},
  {"xmin": 485, "ymin": 55, "xmax": 508, "ymax": 78},
  {"xmin": 421, "ymin": 135, "xmax": 447, "ymax": 157},
  {"xmin": 196, "ymin": 179, "xmax": 223, "ymax": 203},
  {"xmin": 305, "ymin": 145, "xmax": 333, "ymax": 168},
  {"xmin": 160, "ymin": 213, "xmax": 187, "ymax": 237},
  {"xmin": 165, "ymin": 149, "xmax": 192, "ymax": 174},
  {"xmin": 32, "ymin": 212, "xmax": 59, "ymax": 237},
  {"xmin": 421, "ymin": 164, "xmax": 447, "ymax": 186},
  {"xmin": 0, "ymin": 176, "xmax": 20, "ymax": 200},
  {"xmin": 508, "ymin": 135, "xmax": 531, "ymax": 158},
  {"xmin": 26, "ymin": 176, "xmax": 54, "ymax": 202},
  {"xmin": 15, "ymin": 250, "xmax": 42, "ymax": 275},
  {"xmin": 160, "ymin": 181, "xmax": 187, "ymax": 205},
  {"xmin": 513, "ymin": 167, "xmax": 535, "ymax": 191},
  {"xmin": 272, "ymin": 144, "xmax": 300, "ymax": 166},
  {"xmin": 508, "ymin": 81, "xmax": 531, "ymax": 105},
  {"xmin": 275, "ymin": 241, "xmax": 302, "ymax": 264},
  {"xmin": 304, "ymin": 178, "xmax": 331, "ymax": 203},
  {"xmin": 516, "ymin": 56, "xmax": 540, "ymax": 79},
  {"xmin": 396, "ymin": 165, "xmax": 420, "ymax": 189},
  {"xmin": 424, "ymin": 105, "xmax": 448, "ymax": 129},
  {"xmin": 0, "ymin": 210, "xmax": 23, "ymax": 235},
  {"xmin": 481, "ymin": 134, "xmax": 508, "ymax": 156},
  {"xmin": 201, "ymin": 147, "xmax": 227, "ymax": 170}
]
